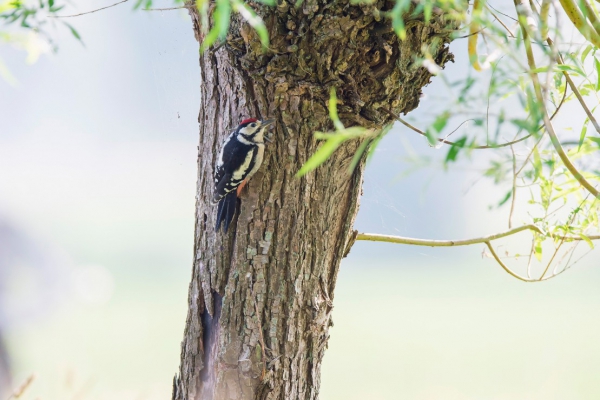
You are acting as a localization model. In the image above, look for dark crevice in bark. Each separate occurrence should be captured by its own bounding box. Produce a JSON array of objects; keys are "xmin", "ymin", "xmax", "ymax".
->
[{"xmin": 200, "ymin": 292, "xmax": 224, "ymax": 396}]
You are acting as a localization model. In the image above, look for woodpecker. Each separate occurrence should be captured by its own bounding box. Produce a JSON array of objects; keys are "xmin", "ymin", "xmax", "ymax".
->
[{"xmin": 213, "ymin": 118, "xmax": 275, "ymax": 232}]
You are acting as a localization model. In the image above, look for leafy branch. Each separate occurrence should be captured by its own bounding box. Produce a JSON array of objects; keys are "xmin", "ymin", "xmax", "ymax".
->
[
  {"xmin": 353, "ymin": 225, "xmax": 600, "ymax": 282},
  {"xmin": 515, "ymin": 0, "xmax": 600, "ymax": 199}
]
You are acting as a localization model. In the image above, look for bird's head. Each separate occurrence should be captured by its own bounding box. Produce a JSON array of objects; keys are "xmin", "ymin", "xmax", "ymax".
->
[{"xmin": 236, "ymin": 118, "xmax": 275, "ymax": 144}]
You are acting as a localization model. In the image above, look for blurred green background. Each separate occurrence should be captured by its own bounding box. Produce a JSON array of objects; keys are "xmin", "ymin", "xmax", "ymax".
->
[{"xmin": 1, "ymin": 2, "xmax": 599, "ymax": 399}]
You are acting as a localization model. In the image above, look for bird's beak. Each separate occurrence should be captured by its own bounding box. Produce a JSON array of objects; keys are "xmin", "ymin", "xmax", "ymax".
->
[{"xmin": 261, "ymin": 119, "xmax": 275, "ymax": 127}]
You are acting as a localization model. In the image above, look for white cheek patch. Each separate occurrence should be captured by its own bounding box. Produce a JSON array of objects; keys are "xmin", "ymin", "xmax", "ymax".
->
[{"xmin": 236, "ymin": 135, "xmax": 253, "ymax": 145}]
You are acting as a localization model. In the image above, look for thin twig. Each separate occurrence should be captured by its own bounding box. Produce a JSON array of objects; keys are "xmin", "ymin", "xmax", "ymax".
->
[
  {"xmin": 508, "ymin": 145, "xmax": 517, "ymax": 229},
  {"xmin": 487, "ymin": 3, "xmax": 518, "ymax": 22},
  {"xmin": 486, "ymin": 6, "xmax": 517, "ymax": 37},
  {"xmin": 48, "ymin": 0, "xmax": 128, "ymax": 18},
  {"xmin": 456, "ymin": 28, "xmax": 486, "ymax": 39},
  {"xmin": 526, "ymin": 238, "xmax": 535, "ymax": 278},
  {"xmin": 485, "ymin": 241, "xmax": 533, "ymax": 281},
  {"xmin": 143, "ymin": 5, "xmax": 192, "ymax": 11},
  {"xmin": 539, "ymin": 235, "xmax": 567, "ymax": 280},
  {"xmin": 550, "ymin": 38, "xmax": 600, "ymax": 135},
  {"xmin": 6, "ymin": 375, "xmax": 35, "ymax": 400}
]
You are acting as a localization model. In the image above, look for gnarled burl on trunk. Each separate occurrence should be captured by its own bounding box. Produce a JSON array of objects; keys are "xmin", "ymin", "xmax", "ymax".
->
[{"xmin": 173, "ymin": 1, "xmax": 456, "ymax": 399}]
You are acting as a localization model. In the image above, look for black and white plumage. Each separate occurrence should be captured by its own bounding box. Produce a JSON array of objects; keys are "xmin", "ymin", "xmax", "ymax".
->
[{"xmin": 213, "ymin": 118, "xmax": 275, "ymax": 232}]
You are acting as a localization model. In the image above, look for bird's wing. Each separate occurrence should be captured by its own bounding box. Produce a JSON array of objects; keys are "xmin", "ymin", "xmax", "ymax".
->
[{"xmin": 213, "ymin": 135, "xmax": 254, "ymax": 202}]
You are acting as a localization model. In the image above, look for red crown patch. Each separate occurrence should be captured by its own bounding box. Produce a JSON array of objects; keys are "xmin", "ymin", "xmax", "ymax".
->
[{"xmin": 240, "ymin": 118, "xmax": 258, "ymax": 125}]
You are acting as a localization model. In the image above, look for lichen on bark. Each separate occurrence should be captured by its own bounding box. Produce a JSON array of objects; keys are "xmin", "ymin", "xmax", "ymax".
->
[{"xmin": 174, "ymin": 1, "xmax": 456, "ymax": 399}]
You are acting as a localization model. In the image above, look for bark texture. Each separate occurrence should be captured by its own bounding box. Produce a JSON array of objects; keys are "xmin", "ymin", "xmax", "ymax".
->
[{"xmin": 174, "ymin": 2, "xmax": 455, "ymax": 399}]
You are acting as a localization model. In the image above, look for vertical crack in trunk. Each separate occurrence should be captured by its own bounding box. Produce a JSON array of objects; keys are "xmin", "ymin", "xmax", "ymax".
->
[
  {"xmin": 200, "ymin": 292, "xmax": 224, "ymax": 398},
  {"xmin": 175, "ymin": 1, "xmax": 457, "ymax": 399}
]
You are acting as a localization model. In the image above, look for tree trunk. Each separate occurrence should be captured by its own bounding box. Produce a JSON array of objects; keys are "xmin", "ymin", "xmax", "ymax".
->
[{"xmin": 173, "ymin": 2, "xmax": 455, "ymax": 399}]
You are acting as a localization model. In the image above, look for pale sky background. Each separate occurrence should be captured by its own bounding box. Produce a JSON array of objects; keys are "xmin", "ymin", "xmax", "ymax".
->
[{"xmin": 1, "ymin": 2, "xmax": 600, "ymax": 399}]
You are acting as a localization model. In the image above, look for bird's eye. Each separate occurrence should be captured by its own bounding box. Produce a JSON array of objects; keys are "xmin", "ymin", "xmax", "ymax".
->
[{"xmin": 251, "ymin": 123, "xmax": 256, "ymax": 128}]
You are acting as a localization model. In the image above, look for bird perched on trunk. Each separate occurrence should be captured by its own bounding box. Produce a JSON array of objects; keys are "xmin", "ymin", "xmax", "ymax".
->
[{"xmin": 213, "ymin": 118, "xmax": 275, "ymax": 232}]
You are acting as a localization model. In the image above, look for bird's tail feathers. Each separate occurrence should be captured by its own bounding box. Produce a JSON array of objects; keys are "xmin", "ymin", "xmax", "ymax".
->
[{"xmin": 215, "ymin": 191, "xmax": 238, "ymax": 233}]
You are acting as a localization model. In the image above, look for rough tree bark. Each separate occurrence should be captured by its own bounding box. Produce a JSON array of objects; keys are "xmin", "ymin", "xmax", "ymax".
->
[{"xmin": 173, "ymin": 2, "xmax": 456, "ymax": 399}]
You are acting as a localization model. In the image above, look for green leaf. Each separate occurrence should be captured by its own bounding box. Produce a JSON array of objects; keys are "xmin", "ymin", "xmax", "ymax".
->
[
  {"xmin": 196, "ymin": 0, "xmax": 209, "ymax": 34},
  {"xmin": 510, "ymin": 119, "xmax": 532, "ymax": 132},
  {"xmin": 498, "ymin": 190, "xmax": 512, "ymax": 207},
  {"xmin": 425, "ymin": 130, "xmax": 437, "ymax": 146},
  {"xmin": 581, "ymin": 44, "xmax": 593, "ymax": 63},
  {"xmin": 231, "ymin": 0, "xmax": 269, "ymax": 49},
  {"xmin": 328, "ymin": 87, "xmax": 345, "ymax": 131},
  {"xmin": 423, "ymin": 2, "xmax": 432, "ymax": 23},
  {"xmin": 444, "ymin": 136, "xmax": 467, "ymax": 165},
  {"xmin": 595, "ymin": 57, "xmax": 600, "ymax": 91},
  {"xmin": 133, "ymin": 0, "xmax": 152, "ymax": 10},
  {"xmin": 529, "ymin": 66, "xmax": 550, "ymax": 74},
  {"xmin": 347, "ymin": 124, "xmax": 393, "ymax": 172},
  {"xmin": 367, "ymin": 124, "xmax": 392, "ymax": 160},
  {"xmin": 555, "ymin": 64, "xmax": 586, "ymax": 77},
  {"xmin": 579, "ymin": 233, "xmax": 595, "ymax": 249},
  {"xmin": 389, "ymin": 0, "xmax": 411, "ymax": 40},
  {"xmin": 296, "ymin": 135, "xmax": 345, "ymax": 177},
  {"xmin": 578, "ymin": 119, "xmax": 589, "ymax": 151},
  {"xmin": 64, "ymin": 22, "xmax": 82, "ymax": 42},
  {"xmin": 534, "ymin": 235, "xmax": 543, "ymax": 261},
  {"xmin": 532, "ymin": 146, "xmax": 542, "ymax": 181},
  {"xmin": 314, "ymin": 126, "xmax": 366, "ymax": 140},
  {"xmin": 200, "ymin": 0, "xmax": 231, "ymax": 52},
  {"xmin": 348, "ymin": 138, "xmax": 371, "ymax": 173},
  {"xmin": 589, "ymin": 137, "xmax": 600, "ymax": 149},
  {"xmin": 432, "ymin": 112, "xmax": 450, "ymax": 132},
  {"xmin": 425, "ymin": 111, "xmax": 450, "ymax": 146}
]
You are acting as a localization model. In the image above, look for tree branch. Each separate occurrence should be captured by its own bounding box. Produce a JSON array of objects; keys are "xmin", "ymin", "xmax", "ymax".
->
[
  {"xmin": 485, "ymin": 241, "xmax": 533, "ymax": 282},
  {"xmin": 355, "ymin": 226, "xmax": 599, "ymax": 282},
  {"xmin": 355, "ymin": 225, "xmax": 600, "ymax": 248},
  {"xmin": 48, "ymin": 0, "xmax": 129, "ymax": 18}
]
